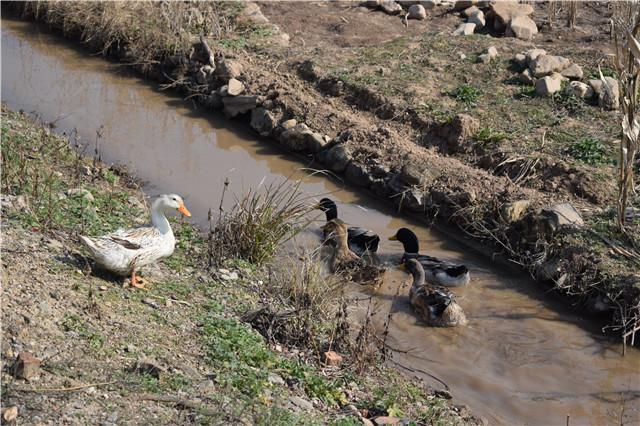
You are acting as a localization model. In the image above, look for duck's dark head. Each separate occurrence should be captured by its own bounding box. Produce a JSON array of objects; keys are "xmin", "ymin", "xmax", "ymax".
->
[
  {"xmin": 389, "ymin": 228, "xmax": 420, "ymax": 254},
  {"xmin": 316, "ymin": 198, "xmax": 338, "ymax": 221},
  {"xmin": 401, "ymin": 258, "xmax": 425, "ymax": 286}
]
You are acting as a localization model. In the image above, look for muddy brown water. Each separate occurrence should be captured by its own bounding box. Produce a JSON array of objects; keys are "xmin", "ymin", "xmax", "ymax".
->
[{"xmin": 3, "ymin": 19, "xmax": 639, "ymax": 425}]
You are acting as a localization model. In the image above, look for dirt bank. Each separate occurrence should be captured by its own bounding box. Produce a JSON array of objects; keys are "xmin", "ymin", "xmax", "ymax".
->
[
  {"xmin": 1, "ymin": 107, "xmax": 481, "ymax": 424},
  {"xmin": 6, "ymin": 1, "xmax": 639, "ymax": 341}
]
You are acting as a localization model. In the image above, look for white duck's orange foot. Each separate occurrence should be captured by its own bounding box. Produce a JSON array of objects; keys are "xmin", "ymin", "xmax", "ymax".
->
[{"xmin": 128, "ymin": 273, "xmax": 148, "ymax": 290}]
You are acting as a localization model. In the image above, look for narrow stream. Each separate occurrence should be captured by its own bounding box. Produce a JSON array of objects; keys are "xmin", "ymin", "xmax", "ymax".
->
[{"xmin": 2, "ymin": 19, "xmax": 639, "ymax": 426}]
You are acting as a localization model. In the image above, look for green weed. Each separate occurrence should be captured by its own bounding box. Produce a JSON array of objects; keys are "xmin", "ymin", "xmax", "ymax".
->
[
  {"xmin": 449, "ymin": 84, "xmax": 482, "ymax": 107},
  {"xmin": 474, "ymin": 127, "xmax": 508, "ymax": 144},
  {"xmin": 567, "ymin": 137, "xmax": 611, "ymax": 165}
]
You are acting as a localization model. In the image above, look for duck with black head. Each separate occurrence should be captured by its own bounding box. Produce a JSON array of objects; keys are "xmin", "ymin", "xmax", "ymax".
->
[
  {"xmin": 389, "ymin": 227, "xmax": 470, "ymax": 287},
  {"xmin": 315, "ymin": 198, "xmax": 380, "ymax": 256}
]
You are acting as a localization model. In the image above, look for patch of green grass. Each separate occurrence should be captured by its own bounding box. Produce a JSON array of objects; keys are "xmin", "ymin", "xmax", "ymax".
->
[
  {"xmin": 162, "ymin": 219, "xmax": 203, "ymax": 271},
  {"xmin": 449, "ymin": 84, "xmax": 482, "ymax": 107},
  {"xmin": 166, "ymin": 373, "xmax": 189, "ymax": 391},
  {"xmin": 566, "ymin": 137, "xmax": 611, "ymax": 166},
  {"xmin": 219, "ymin": 37, "xmax": 248, "ymax": 50},
  {"xmin": 60, "ymin": 313, "xmax": 105, "ymax": 350},
  {"xmin": 474, "ymin": 127, "xmax": 508, "ymax": 144}
]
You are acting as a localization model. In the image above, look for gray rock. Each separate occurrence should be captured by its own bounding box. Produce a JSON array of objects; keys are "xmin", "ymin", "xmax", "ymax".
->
[
  {"xmin": 366, "ymin": 0, "xmax": 382, "ymax": 8},
  {"xmin": 268, "ymin": 373, "xmax": 285, "ymax": 386},
  {"xmin": 514, "ymin": 53, "xmax": 527, "ymax": 68},
  {"xmin": 218, "ymin": 85, "xmax": 229, "ymax": 97},
  {"xmin": 560, "ymin": 63, "xmax": 583, "ymax": 80},
  {"xmin": 529, "ymin": 54, "xmax": 571, "ymax": 77},
  {"xmin": 2, "ymin": 194, "xmax": 29, "ymax": 213},
  {"xmin": 490, "ymin": 1, "xmax": 534, "ymax": 31},
  {"xmin": 305, "ymin": 132, "xmax": 329, "ymax": 153},
  {"xmin": 508, "ymin": 15, "xmax": 538, "ymax": 40},
  {"xmin": 462, "ymin": 5, "xmax": 479, "ymax": 17},
  {"xmin": 215, "ymin": 60, "xmax": 243, "ymax": 79},
  {"xmin": 324, "ymin": 145, "xmax": 352, "ymax": 173},
  {"xmin": 15, "ymin": 352, "xmax": 41, "ymax": 380},
  {"xmin": 524, "ymin": 48, "xmax": 546, "ymax": 63},
  {"xmin": 222, "ymin": 95, "xmax": 258, "ymax": 118},
  {"xmin": 196, "ymin": 67, "xmax": 208, "ymax": 85},
  {"xmin": 279, "ymin": 123, "xmax": 312, "ymax": 151},
  {"xmin": 453, "ymin": 0, "xmax": 476, "ymax": 10},
  {"xmin": 243, "ymin": 2, "xmax": 269, "ymax": 24},
  {"xmin": 345, "ymin": 162, "xmax": 372, "ymax": 187},
  {"xmin": 598, "ymin": 76, "xmax": 619, "ymax": 110},
  {"xmin": 569, "ymin": 81, "xmax": 594, "ymax": 99},
  {"xmin": 400, "ymin": 163, "xmax": 426, "ymax": 185},
  {"xmin": 403, "ymin": 188, "xmax": 425, "ymax": 212},
  {"xmin": 544, "ymin": 203, "xmax": 584, "ymax": 229},
  {"xmin": 205, "ymin": 92, "xmax": 223, "ymax": 109},
  {"xmin": 281, "ymin": 119, "xmax": 297, "ymax": 130},
  {"xmin": 535, "ymin": 75, "xmax": 562, "ymax": 96},
  {"xmin": 453, "ymin": 22, "xmax": 476, "ymax": 35},
  {"xmin": 408, "ymin": 4, "xmax": 427, "ymax": 19},
  {"xmin": 478, "ymin": 45, "xmax": 497, "ymax": 63},
  {"xmin": 250, "ymin": 108, "xmax": 276, "ymax": 136},
  {"xmin": 381, "ymin": 0, "xmax": 403, "ymax": 14},
  {"xmin": 468, "ymin": 10, "xmax": 486, "ymax": 29},
  {"xmin": 419, "ymin": 0, "xmax": 439, "ymax": 9},
  {"xmin": 227, "ymin": 78, "xmax": 244, "ymax": 96}
]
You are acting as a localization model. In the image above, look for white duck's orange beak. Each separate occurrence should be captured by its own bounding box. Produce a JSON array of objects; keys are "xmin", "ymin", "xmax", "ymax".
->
[{"xmin": 178, "ymin": 203, "xmax": 191, "ymax": 217}]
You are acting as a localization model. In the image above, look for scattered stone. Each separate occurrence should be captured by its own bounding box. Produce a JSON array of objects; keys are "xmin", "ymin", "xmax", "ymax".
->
[
  {"xmin": 288, "ymin": 395, "xmax": 314, "ymax": 411},
  {"xmin": 15, "ymin": 352, "xmax": 41, "ymax": 380},
  {"xmin": 525, "ymin": 48, "xmax": 546, "ymax": 63},
  {"xmin": 434, "ymin": 389, "xmax": 453, "ymax": 399},
  {"xmin": 490, "ymin": 1, "xmax": 534, "ymax": 31},
  {"xmin": 462, "ymin": 5, "xmax": 479, "ymax": 17},
  {"xmin": 67, "ymin": 188, "xmax": 95, "ymax": 202},
  {"xmin": 560, "ymin": 63, "xmax": 583, "ymax": 80},
  {"xmin": 281, "ymin": 119, "xmax": 297, "ymax": 130},
  {"xmin": 550, "ymin": 71, "xmax": 569, "ymax": 83},
  {"xmin": 453, "ymin": 22, "xmax": 476, "ymax": 36},
  {"xmin": 243, "ymin": 2, "xmax": 269, "ymax": 24},
  {"xmin": 502, "ymin": 200, "xmax": 531, "ymax": 223},
  {"xmin": 513, "ymin": 53, "xmax": 527, "ymax": 68},
  {"xmin": 324, "ymin": 145, "xmax": 352, "ymax": 173},
  {"xmin": 478, "ymin": 45, "xmax": 498, "ymax": 64},
  {"xmin": 362, "ymin": 419, "xmax": 375, "ymax": 426},
  {"xmin": 453, "ymin": 0, "xmax": 476, "ymax": 11},
  {"xmin": 227, "ymin": 78, "xmax": 245, "ymax": 96},
  {"xmin": 381, "ymin": 0, "xmax": 403, "ymax": 14},
  {"xmin": 420, "ymin": 0, "xmax": 439, "ymax": 10},
  {"xmin": 45, "ymin": 238, "xmax": 64, "ymax": 251},
  {"xmin": 268, "ymin": 373, "xmax": 285, "ymax": 386},
  {"xmin": 366, "ymin": 0, "xmax": 382, "ymax": 8},
  {"xmin": 101, "ymin": 411, "xmax": 119, "ymax": 426},
  {"xmin": 373, "ymin": 416, "xmax": 400, "ymax": 425},
  {"xmin": 408, "ymin": 4, "xmax": 427, "ymax": 19},
  {"xmin": 133, "ymin": 358, "xmax": 165, "ymax": 379},
  {"xmin": 508, "ymin": 15, "xmax": 538, "ymax": 40},
  {"xmin": 459, "ymin": 53, "xmax": 467, "ymax": 60},
  {"xmin": 2, "ymin": 406, "xmax": 18, "ymax": 422},
  {"xmin": 400, "ymin": 163, "xmax": 426, "ymax": 186},
  {"xmin": 322, "ymin": 351, "xmax": 343, "ymax": 366},
  {"xmin": 305, "ymin": 132, "xmax": 329, "ymax": 153},
  {"xmin": 518, "ymin": 69, "xmax": 535, "ymax": 85},
  {"xmin": 142, "ymin": 298, "xmax": 160, "ymax": 309},
  {"xmin": 544, "ymin": 203, "xmax": 584, "ymax": 229},
  {"xmin": 345, "ymin": 162, "xmax": 373, "ymax": 187},
  {"xmin": 215, "ymin": 59, "xmax": 243, "ymax": 79},
  {"xmin": 80, "ymin": 165, "xmax": 93, "ymax": 176},
  {"xmin": 1, "ymin": 194, "xmax": 29, "ymax": 213},
  {"xmin": 535, "ymin": 75, "xmax": 562, "ymax": 96},
  {"xmin": 250, "ymin": 108, "xmax": 276, "ymax": 136},
  {"xmin": 598, "ymin": 76, "xmax": 619, "ymax": 110},
  {"xmin": 280, "ymin": 123, "xmax": 312, "ymax": 151},
  {"xmin": 529, "ymin": 54, "xmax": 571, "ymax": 77},
  {"xmin": 467, "ymin": 10, "xmax": 486, "ymax": 29},
  {"xmin": 222, "ymin": 95, "xmax": 258, "ymax": 118},
  {"xmin": 220, "ymin": 271, "xmax": 239, "ymax": 280}
]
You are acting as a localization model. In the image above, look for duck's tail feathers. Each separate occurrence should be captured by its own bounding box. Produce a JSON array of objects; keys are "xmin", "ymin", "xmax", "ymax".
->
[
  {"xmin": 79, "ymin": 235, "xmax": 98, "ymax": 254},
  {"xmin": 447, "ymin": 265, "xmax": 469, "ymax": 277}
]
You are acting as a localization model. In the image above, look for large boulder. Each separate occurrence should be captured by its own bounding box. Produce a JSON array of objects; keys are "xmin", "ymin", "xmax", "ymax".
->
[
  {"xmin": 215, "ymin": 59, "xmax": 243, "ymax": 79},
  {"xmin": 535, "ymin": 75, "xmax": 562, "ymax": 96},
  {"xmin": 243, "ymin": 2, "xmax": 269, "ymax": 24},
  {"xmin": 222, "ymin": 95, "xmax": 257, "ymax": 118},
  {"xmin": 508, "ymin": 15, "xmax": 538, "ymax": 40},
  {"xmin": 381, "ymin": 0, "xmax": 403, "ymax": 14},
  {"xmin": 490, "ymin": 1, "xmax": 534, "ymax": 31},
  {"xmin": 529, "ymin": 54, "xmax": 571, "ymax": 77},
  {"xmin": 323, "ymin": 145, "xmax": 352, "ymax": 173},
  {"xmin": 408, "ymin": 4, "xmax": 427, "ymax": 19},
  {"xmin": 250, "ymin": 108, "xmax": 276, "ymax": 136},
  {"xmin": 560, "ymin": 63, "xmax": 584, "ymax": 80},
  {"xmin": 468, "ymin": 10, "xmax": 486, "ymax": 29},
  {"xmin": 543, "ymin": 203, "xmax": 584, "ymax": 229},
  {"xmin": 227, "ymin": 78, "xmax": 245, "ymax": 96},
  {"xmin": 279, "ymin": 123, "xmax": 328, "ymax": 153},
  {"xmin": 569, "ymin": 81, "xmax": 594, "ymax": 99},
  {"xmin": 598, "ymin": 77, "xmax": 619, "ymax": 110}
]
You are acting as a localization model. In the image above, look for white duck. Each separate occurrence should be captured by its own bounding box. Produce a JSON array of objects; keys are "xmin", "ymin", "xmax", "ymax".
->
[{"xmin": 79, "ymin": 194, "xmax": 191, "ymax": 289}]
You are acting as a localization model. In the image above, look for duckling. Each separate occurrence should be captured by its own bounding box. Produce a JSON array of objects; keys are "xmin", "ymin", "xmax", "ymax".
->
[
  {"xmin": 79, "ymin": 194, "xmax": 191, "ymax": 289},
  {"xmin": 316, "ymin": 198, "xmax": 380, "ymax": 255},
  {"xmin": 389, "ymin": 228, "xmax": 470, "ymax": 287},
  {"xmin": 403, "ymin": 259, "xmax": 467, "ymax": 327},
  {"xmin": 322, "ymin": 218, "xmax": 385, "ymax": 284}
]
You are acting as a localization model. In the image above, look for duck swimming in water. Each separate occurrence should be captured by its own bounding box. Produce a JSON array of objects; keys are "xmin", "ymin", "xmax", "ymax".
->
[
  {"xmin": 79, "ymin": 194, "xmax": 191, "ymax": 289},
  {"xmin": 322, "ymin": 218, "xmax": 384, "ymax": 284},
  {"xmin": 403, "ymin": 259, "xmax": 467, "ymax": 327},
  {"xmin": 389, "ymin": 228, "xmax": 470, "ymax": 287},
  {"xmin": 316, "ymin": 198, "xmax": 380, "ymax": 255}
]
